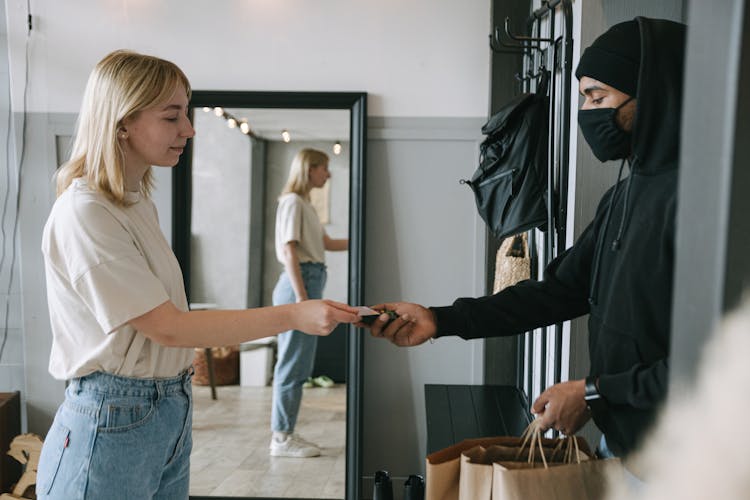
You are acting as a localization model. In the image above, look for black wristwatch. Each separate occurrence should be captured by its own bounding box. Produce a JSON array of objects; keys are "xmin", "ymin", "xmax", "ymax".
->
[{"xmin": 584, "ymin": 376, "xmax": 606, "ymax": 412}]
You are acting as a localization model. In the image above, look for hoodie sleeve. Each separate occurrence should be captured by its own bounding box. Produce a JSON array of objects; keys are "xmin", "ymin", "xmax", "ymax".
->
[{"xmin": 431, "ymin": 222, "xmax": 596, "ymax": 339}]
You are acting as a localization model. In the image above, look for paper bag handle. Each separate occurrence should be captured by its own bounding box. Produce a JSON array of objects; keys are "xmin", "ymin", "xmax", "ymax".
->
[
  {"xmin": 514, "ymin": 419, "xmax": 549, "ymax": 468},
  {"xmin": 514, "ymin": 419, "xmax": 583, "ymax": 468},
  {"xmin": 551, "ymin": 432, "xmax": 582, "ymax": 464}
]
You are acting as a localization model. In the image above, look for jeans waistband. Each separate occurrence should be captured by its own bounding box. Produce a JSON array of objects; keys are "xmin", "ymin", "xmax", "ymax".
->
[{"xmin": 69, "ymin": 367, "xmax": 193, "ymax": 398}]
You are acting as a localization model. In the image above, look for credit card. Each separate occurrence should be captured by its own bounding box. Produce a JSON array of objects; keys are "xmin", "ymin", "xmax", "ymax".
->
[{"xmin": 357, "ymin": 307, "xmax": 399, "ymax": 326}]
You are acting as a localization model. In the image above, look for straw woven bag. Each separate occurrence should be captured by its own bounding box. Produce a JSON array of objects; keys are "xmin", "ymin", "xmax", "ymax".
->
[{"xmin": 493, "ymin": 233, "xmax": 531, "ymax": 293}]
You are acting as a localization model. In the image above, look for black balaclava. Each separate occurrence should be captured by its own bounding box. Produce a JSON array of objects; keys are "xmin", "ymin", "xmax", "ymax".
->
[{"xmin": 576, "ymin": 20, "xmax": 641, "ymax": 162}]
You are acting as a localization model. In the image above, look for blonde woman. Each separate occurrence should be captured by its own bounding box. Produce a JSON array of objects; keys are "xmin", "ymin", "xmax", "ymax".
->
[
  {"xmin": 36, "ymin": 51, "xmax": 359, "ymax": 499},
  {"xmin": 270, "ymin": 148, "xmax": 348, "ymax": 457}
]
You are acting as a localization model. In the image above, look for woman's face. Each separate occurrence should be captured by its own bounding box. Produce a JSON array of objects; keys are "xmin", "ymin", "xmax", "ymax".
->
[
  {"xmin": 309, "ymin": 162, "xmax": 330, "ymax": 189},
  {"xmin": 120, "ymin": 82, "xmax": 195, "ymax": 170}
]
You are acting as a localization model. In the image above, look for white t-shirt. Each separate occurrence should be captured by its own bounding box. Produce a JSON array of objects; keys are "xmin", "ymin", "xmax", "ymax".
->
[
  {"xmin": 274, "ymin": 193, "xmax": 325, "ymax": 264},
  {"xmin": 41, "ymin": 178, "xmax": 192, "ymax": 380}
]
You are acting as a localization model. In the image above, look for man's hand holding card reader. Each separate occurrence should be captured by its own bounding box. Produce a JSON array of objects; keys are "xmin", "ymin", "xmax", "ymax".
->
[{"xmin": 357, "ymin": 306, "xmax": 399, "ymax": 327}]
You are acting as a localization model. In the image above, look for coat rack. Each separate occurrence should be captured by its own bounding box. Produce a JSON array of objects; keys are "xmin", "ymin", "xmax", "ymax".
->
[{"xmin": 490, "ymin": 0, "xmax": 574, "ymax": 396}]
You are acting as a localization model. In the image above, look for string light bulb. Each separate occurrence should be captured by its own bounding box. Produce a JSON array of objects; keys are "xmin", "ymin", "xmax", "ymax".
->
[
  {"xmin": 281, "ymin": 129, "xmax": 291, "ymax": 143},
  {"xmin": 213, "ymin": 107, "xmax": 224, "ymax": 117},
  {"xmin": 227, "ymin": 118, "xmax": 237, "ymax": 129},
  {"xmin": 240, "ymin": 121, "xmax": 250, "ymax": 134},
  {"xmin": 202, "ymin": 107, "xmax": 211, "ymax": 113},
  {"xmin": 333, "ymin": 141, "xmax": 342, "ymax": 155}
]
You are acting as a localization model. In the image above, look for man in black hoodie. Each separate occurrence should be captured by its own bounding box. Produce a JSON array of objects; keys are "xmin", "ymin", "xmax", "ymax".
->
[{"xmin": 365, "ymin": 17, "xmax": 686, "ymax": 460}]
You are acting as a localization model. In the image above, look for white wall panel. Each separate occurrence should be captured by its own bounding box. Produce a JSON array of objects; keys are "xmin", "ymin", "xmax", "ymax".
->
[{"xmin": 5, "ymin": 0, "xmax": 490, "ymax": 117}]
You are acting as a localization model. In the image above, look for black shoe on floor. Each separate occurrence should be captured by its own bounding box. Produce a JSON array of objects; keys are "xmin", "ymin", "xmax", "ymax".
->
[
  {"xmin": 404, "ymin": 474, "xmax": 425, "ymax": 500},
  {"xmin": 373, "ymin": 470, "xmax": 393, "ymax": 500}
]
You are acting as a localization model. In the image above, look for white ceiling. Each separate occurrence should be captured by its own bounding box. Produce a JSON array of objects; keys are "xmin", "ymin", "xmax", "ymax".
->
[{"xmin": 198, "ymin": 107, "xmax": 351, "ymax": 142}]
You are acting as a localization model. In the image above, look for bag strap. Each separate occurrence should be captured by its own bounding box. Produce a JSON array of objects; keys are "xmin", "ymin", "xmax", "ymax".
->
[
  {"xmin": 119, "ymin": 333, "xmax": 147, "ymax": 375},
  {"xmin": 536, "ymin": 67, "xmax": 550, "ymax": 97}
]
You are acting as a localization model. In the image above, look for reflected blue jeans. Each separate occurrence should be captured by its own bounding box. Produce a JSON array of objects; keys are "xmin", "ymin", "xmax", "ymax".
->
[
  {"xmin": 271, "ymin": 262, "xmax": 327, "ymax": 432},
  {"xmin": 36, "ymin": 369, "xmax": 193, "ymax": 500}
]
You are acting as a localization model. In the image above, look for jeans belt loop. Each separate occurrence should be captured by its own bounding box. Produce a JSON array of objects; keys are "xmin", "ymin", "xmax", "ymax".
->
[
  {"xmin": 70, "ymin": 378, "xmax": 81, "ymax": 395},
  {"xmin": 155, "ymin": 380, "xmax": 163, "ymax": 402}
]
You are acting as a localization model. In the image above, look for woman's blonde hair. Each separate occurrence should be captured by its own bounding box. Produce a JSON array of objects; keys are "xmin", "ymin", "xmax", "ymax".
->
[
  {"xmin": 280, "ymin": 148, "xmax": 329, "ymax": 200},
  {"xmin": 56, "ymin": 50, "xmax": 191, "ymax": 205}
]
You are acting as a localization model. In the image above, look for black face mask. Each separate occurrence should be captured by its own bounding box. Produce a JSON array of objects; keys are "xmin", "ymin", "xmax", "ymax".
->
[{"xmin": 578, "ymin": 97, "xmax": 634, "ymax": 162}]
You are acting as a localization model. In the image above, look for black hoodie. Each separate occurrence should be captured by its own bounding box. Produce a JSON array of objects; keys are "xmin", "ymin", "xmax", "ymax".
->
[{"xmin": 431, "ymin": 17, "xmax": 686, "ymax": 457}]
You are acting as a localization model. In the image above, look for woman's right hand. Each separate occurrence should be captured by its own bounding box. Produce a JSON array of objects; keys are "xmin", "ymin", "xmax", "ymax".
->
[{"xmin": 293, "ymin": 300, "xmax": 361, "ymax": 335}]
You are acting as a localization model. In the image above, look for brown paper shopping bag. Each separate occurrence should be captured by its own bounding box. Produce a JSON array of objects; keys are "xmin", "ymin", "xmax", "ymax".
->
[
  {"xmin": 425, "ymin": 436, "xmax": 521, "ymax": 500},
  {"xmin": 458, "ymin": 444, "xmax": 528, "ymax": 500},
  {"xmin": 456, "ymin": 421, "xmax": 592, "ymax": 500},
  {"xmin": 490, "ymin": 420, "xmax": 624, "ymax": 500},
  {"xmin": 425, "ymin": 423, "xmax": 579, "ymax": 500},
  {"xmin": 491, "ymin": 458, "xmax": 623, "ymax": 500}
]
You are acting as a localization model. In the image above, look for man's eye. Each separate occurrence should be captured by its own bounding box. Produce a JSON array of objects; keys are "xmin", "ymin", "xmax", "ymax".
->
[
  {"xmin": 165, "ymin": 117, "xmax": 178, "ymax": 122},
  {"xmin": 592, "ymin": 98, "xmax": 604, "ymax": 105}
]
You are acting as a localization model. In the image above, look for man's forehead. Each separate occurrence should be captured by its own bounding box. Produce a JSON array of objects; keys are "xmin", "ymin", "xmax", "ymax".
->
[{"xmin": 579, "ymin": 77, "xmax": 611, "ymax": 96}]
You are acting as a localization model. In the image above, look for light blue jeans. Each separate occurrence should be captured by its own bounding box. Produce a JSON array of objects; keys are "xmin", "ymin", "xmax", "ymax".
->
[
  {"xmin": 36, "ymin": 369, "xmax": 193, "ymax": 500},
  {"xmin": 598, "ymin": 435, "xmax": 645, "ymax": 492},
  {"xmin": 271, "ymin": 262, "xmax": 327, "ymax": 433}
]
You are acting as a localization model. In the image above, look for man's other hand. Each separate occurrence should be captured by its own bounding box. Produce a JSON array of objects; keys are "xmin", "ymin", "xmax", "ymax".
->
[{"xmin": 531, "ymin": 379, "xmax": 591, "ymax": 435}]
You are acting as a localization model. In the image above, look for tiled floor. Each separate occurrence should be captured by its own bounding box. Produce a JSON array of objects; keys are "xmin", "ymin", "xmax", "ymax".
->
[{"xmin": 189, "ymin": 384, "xmax": 346, "ymax": 498}]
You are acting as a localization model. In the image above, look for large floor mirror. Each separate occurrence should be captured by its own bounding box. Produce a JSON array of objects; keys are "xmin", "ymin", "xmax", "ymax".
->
[{"xmin": 172, "ymin": 91, "xmax": 366, "ymax": 500}]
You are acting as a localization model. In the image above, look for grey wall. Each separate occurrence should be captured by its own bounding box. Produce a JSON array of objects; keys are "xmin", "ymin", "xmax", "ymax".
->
[
  {"xmin": 671, "ymin": 0, "xmax": 750, "ymax": 389},
  {"xmin": 361, "ymin": 117, "xmax": 486, "ymax": 493},
  {"xmin": 0, "ymin": 0, "xmax": 29, "ymax": 426},
  {"xmin": 8, "ymin": 112, "xmax": 64, "ymax": 433},
  {"xmin": 190, "ymin": 111, "xmax": 252, "ymax": 309}
]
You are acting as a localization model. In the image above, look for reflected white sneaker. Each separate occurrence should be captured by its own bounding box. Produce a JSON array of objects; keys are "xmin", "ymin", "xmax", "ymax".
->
[{"xmin": 269, "ymin": 433, "xmax": 321, "ymax": 457}]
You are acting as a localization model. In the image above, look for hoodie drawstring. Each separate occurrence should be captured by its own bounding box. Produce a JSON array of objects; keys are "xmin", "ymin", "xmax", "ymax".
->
[
  {"xmin": 588, "ymin": 158, "xmax": 628, "ymax": 307},
  {"xmin": 611, "ymin": 156, "xmax": 638, "ymax": 251}
]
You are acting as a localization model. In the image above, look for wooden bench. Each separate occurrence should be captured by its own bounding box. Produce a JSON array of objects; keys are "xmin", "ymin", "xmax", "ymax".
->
[{"xmin": 424, "ymin": 384, "xmax": 532, "ymax": 454}]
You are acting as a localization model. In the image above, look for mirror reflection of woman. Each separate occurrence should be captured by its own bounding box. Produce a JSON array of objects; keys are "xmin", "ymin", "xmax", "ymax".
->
[
  {"xmin": 270, "ymin": 149, "xmax": 349, "ymax": 457},
  {"xmin": 36, "ymin": 51, "xmax": 359, "ymax": 499}
]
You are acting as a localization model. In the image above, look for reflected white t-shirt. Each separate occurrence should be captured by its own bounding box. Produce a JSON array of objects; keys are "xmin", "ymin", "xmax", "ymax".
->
[
  {"xmin": 274, "ymin": 193, "xmax": 325, "ymax": 264},
  {"xmin": 42, "ymin": 178, "xmax": 192, "ymax": 380}
]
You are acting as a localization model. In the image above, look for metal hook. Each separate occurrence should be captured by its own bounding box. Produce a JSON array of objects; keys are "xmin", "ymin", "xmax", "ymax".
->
[
  {"xmin": 515, "ymin": 66, "xmax": 547, "ymax": 82},
  {"xmin": 528, "ymin": 66, "xmax": 547, "ymax": 79},
  {"xmin": 489, "ymin": 28, "xmax": 527, "ymax": 54},
  {"xmin": 504, "ymin": 17, "xmax": 553, "ymax": 44}
]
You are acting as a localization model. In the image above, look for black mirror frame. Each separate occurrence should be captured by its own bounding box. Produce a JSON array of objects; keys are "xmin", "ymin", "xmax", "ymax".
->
[{"xmin": 173, "ymin": 91, "xmax": 367, "ymax": 500}]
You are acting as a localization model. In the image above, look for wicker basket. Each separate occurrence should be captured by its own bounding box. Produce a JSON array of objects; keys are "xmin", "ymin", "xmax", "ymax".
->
[{"xmin": 192, "ymin": 346, "xmax": 240, "ymax": 386}]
